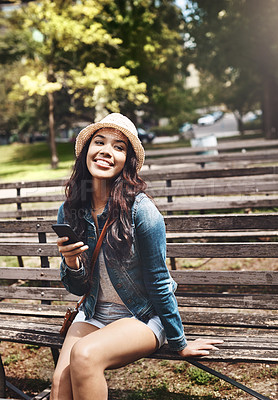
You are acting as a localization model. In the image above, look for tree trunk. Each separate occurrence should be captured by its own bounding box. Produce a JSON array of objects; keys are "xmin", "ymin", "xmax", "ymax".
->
[
  {"xmin": 262, "ymin": 75, "xmax": 278, "ymax": 139},
  {"xmin": 48, "ymin": 91, "xmax": 59, "ymax": 169},
  {"xmin": 233, "ymin": 110, "xmax": 244, "ymax": 137}
]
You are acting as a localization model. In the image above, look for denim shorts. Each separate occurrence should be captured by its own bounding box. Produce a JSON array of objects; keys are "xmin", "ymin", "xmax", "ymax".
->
[{"xmin": 73, "ymin": 301, "xmax": 166, "ymax": 348}]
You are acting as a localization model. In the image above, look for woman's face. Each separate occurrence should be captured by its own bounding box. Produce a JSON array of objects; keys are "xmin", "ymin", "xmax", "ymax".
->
[{"xmin": 86, "ymin": 128, "xmax": 128, "ymax": 181}]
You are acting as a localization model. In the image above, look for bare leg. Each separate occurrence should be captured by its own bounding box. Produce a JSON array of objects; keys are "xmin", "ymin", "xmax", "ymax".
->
[
  {"xmin": 50, "ymin": 322, "xmax": 99, "ymax": 400},
  {"xmin": 70, "ymin": 318, "xmax": 159, "ymax": 400}
]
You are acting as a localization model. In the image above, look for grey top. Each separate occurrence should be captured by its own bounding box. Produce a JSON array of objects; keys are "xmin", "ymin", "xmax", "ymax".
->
[{"xmin": 98, "ymin": 250, "xmax": 125, "ymax": 306}]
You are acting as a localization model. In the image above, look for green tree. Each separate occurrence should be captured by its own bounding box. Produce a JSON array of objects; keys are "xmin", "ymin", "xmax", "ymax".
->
[
  {"xmin": 102, "ymin": 0, "xmax": 191, "ymax": 124},
  {"xmin": 2, "ymin": 0, "xmax": 148, "ymax": 168},
  {"xmin": 187, "ymin": 0, "xmax": 278, "ymax": 138}
]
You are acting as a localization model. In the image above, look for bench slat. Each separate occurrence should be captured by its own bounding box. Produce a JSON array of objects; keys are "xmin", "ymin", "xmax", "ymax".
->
[
  {"xmin": 0, "ymin": 179, "xmax": 66, "ymax": 190},
  {"xmin": 1, "ymin": 319, "xmax": 277, "ymax": 345},
  {"xmin": 1, "ymin": 214, "xmax": 277, "ymax": 233},
  {"xmin": 172, "ymin": 270, "xmax": 278, "ymax": 285},
  {"xmin": 167, "ymin": 242, "xmax": 278, "ymax": 258},
  {"xmin": 1, "ymin": 291, "xmax": 277, "ymax": 310},
  {"xmin": 0, "ymin": 220, "xmax": 56, "ymax": 233},
  {"xmin": 164, "ymin": 214, "xmax": 278, "ymax": 231},
  {"xmin": 147, "ymin": 174, "xmax": 277, "ymax": 188},
  {"xmin": 4, "ymin": 181, "xmax": 277, "ymax": 204},
  {"xmin": 157, "ymin": 196, "xmax": 278, "ymax": 212},
  {"xmin": 178, "ymin": 310, "xmax": 278, "ymax": 328},
  {"xmin": 1, "ymin": 269, "xmax": 277, "ymax": 286},
  {"xmin": 0, "ymin": 243, "xmax": 59, "ymax": 256},
  {"xmin": 0, "ymin": 319, "xmax": 277, "ymax": 362},
  {"xmin": 141, "ymin": 165, "xmax": 278, "ymax": 180},
  {"xmin": 153, "ymin": 344, "xmax": 278, "ymax": 363},
  {"xmin": 144, "ymin": 139, "xmax": 278, "ymax": 157},
  {"xmin": 145, "ymin": 149, "xmax": 278, "ymax": 166},
  {"xmin": 3, "ymin": 307, "xmax": 274, "ymax": 328},
  {"xmin": 0, "ymin": 194, "xmax": 64, "ymax": 205},
  {"xmin": 0, "ymin": 286, "xmax": 78, "ymax": 301},
  {"xmin": 0, "ymin": 267, "xmax": 60, "ymax": 280},
  {"xmin": 176, "ymin": 294, "xmax": 278, "ymax": 310},
  {"xmin": 0, "ymin": 303, "xmax": 68, "ymax": 316},
  {"xmin": 182, "ymin": 325, "xmax": 278, "ymax": 339},
  {"xmin": 2, "ymin": 242, "xmax": 277, "ymax": 257},
  {"xmin": 148, "ymin": 180, "xmax": 278, "ymax": 197},
  {"xmin": 0, "ymin": 209, "xmax": 58, "ymax": 219},
  {"xmin": 0, "ymin": 267, "xmax": 278, "ymax": 286},
  {"xmin": 1, "ymin": 195, "xmax": 276, "ymax": 219},
  {"xmin": 167, "ymin": 231, "xmax": 278, "ymax": 239}
]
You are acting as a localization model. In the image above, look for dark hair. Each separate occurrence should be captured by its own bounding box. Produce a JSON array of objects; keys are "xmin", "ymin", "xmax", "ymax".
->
[{"xmin": 63, "ymin": 133, "xmax": 147, "ymax": 273}]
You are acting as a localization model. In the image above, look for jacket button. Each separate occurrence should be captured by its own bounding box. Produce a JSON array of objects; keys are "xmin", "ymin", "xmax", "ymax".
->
[
  {"xmin": 116, "ymin": 283, "xmax": 122, "ymax": 289},
  {"xmin": 127, "ymin": 298, "xmax": 132, "ymax": 304}
]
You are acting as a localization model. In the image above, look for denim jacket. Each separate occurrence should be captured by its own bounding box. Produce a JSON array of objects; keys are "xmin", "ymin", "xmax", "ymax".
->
[{"xmin": 58, "ymin": 193, "xmax": 187, "ymax": 351}]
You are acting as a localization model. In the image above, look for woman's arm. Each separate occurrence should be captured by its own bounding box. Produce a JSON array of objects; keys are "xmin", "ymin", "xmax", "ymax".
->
[
  {"xmin": 135, "ymin": 197, "xmax": 224, "ymax": 355},
  {"xmin": 57, "ymin": 204, "xmax": 90, "ymax": 296},
  {"xmin": 135, "ymin": 196, "xmax": 186, "ymax": 351}
]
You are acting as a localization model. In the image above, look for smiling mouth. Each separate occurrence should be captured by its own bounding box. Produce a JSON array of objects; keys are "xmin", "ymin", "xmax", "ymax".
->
[{"xmin": 94, "ymin": 159, "xmax": 113, "ymax": 168}]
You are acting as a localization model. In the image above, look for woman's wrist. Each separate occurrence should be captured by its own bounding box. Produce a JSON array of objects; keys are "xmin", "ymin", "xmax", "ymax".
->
[{"xmin": 65, "ymin": 257, "xmax": 80, "ymax": 270}]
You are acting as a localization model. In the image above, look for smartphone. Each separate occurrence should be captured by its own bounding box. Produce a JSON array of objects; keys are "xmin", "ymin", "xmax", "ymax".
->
[{"xmin": 52, "ymin": 223, "xmax": 82, "ymax": 246}]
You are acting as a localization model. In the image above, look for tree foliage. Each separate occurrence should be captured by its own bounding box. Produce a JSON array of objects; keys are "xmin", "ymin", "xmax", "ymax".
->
[
  {"xmin": 187, "ymin": 0, "xmax": 278, "ymax": 138},
  {"xmin": 1, "ymin": 0, "xmax": 150, "ymax": 167},
  {"xmin": 102, "ymin": 0, "xmax": 189, "ymax": 121},
  {"xmin": 1, "ymin": 0, "xmax": 191, "ymax": 167}
]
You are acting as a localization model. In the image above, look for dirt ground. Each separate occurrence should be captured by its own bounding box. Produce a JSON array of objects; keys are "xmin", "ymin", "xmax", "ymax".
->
[
  {"xmin": 1, "ymin": 343, "xmax": 278, "ymax": 399},
  {"xmin": 1, "ymin": 257, "xmax": 278, "ymax": 399}
]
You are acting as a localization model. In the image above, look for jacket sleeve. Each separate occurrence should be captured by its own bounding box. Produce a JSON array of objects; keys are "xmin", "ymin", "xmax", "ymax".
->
[
  {"xmin": 57, "ymin": 204, "xmax": 90, "ymax": 296},
  {"xmin": 134, "ymin": 196, "xmax": 187, "ymax": 352}
]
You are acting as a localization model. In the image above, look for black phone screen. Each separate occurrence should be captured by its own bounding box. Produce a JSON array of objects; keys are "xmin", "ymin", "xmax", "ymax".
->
[{"xmin": 52, "ymin": 224, "xmax": 81, "ymax": 245}]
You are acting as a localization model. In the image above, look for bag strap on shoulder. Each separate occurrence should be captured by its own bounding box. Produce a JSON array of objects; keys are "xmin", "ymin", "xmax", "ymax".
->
[{"xmin": 76, "ymin": 218, "xmax": 109, "ymax": 309}]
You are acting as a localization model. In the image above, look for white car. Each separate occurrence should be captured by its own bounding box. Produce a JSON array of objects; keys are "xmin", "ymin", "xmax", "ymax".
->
[{"xmin": 197, "ymin": 114, "xmax": 215, "ymax": 126}]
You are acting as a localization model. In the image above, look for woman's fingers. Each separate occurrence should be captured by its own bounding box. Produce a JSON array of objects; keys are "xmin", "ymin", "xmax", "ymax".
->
[
  {"xmin": 57, "ymin": 237, "xmax": 85, "ymax": 247},
  {"xmin": 178, "ymin": 338, "xmax": 224, "ymax": 358},
  {"xmin": 57, "ymin": 237, "xmax": 86, "ymax": 250},
  {"xmin": 57, "ymin": 237, "xmax": 89, "ymax": 257}
]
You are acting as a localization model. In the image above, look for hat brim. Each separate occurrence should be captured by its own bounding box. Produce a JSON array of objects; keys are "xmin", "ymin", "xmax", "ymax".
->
[{"xmin": 75, "ymin": 122, "xmax": 145, "ymax": 172}]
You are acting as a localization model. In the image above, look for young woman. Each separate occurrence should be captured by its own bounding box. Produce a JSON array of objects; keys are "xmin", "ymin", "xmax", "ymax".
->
[{"xmin": 51, "ymin": 113, "xmax": 223, "ymax": 400}]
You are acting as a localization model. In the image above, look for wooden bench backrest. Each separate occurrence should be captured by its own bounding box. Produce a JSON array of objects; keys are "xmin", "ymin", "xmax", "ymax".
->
[
  {"xmin": 0, "ymin": 215, "xmax": 277, "ymax": 311},
  {"xmin": 144, "ymin": 148, "xmax": 278, "ymax": 167},
  {"xmin": 1, "ymin": 164, "xmax": 278, "ymax": 218},
  {"xmin": 144, "ymin": 138, "xmax": 278, "ymax": 158}
]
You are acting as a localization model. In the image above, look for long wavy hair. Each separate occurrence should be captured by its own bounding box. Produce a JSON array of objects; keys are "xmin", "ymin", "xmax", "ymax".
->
[{"xmin": 63, "ymin": 131, "xmax": 147, "ymax": 273}]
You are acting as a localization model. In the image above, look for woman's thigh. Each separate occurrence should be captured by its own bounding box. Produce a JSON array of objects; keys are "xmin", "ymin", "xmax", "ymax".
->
[
  {"xmin": 55, "ymin": 322, "xmax": 100, "ymax": 372},
  {"xmin": 71, "ymin": 317, "xmax": 159, "ymax": 370}
]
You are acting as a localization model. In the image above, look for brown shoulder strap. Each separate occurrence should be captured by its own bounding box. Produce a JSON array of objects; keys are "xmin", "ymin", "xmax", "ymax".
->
[
  {"xmin": 76, "ymin": 218, "xmax": 109, "ymax": 309},
  {"xmin": 88, "ymin": 218, "xmax": 109, "ymax": 282}
]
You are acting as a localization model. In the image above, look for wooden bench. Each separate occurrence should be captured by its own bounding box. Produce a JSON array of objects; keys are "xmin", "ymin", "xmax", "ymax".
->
[
  {"xmin": 0, "ymin": 215, "xmax": 277, "ymax": 399},
  {"xmin": 144, "ymin": 148, "xmax": 278, "ymax": 169},
  {"xmin": 145, "ymin": 137, "xmax": 278, "ymax": 158},
  {"xmin": 0, "ymin": 179, "xmax": 66, "ymax": 220},
  {"xmin": 1, "ymin": 164, "xmax": 278, "ymax": 220},
  {"xmin": 1, "ymin": 164, "xmax": 277, "ymax": 272},
  {"xmin": 142, "ymin": 165, "xmax": 278, "ymax": 214}
]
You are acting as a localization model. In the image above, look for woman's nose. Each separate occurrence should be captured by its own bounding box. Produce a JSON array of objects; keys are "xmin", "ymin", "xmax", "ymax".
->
[{"xmin": 99, "ymin": 143, "xmax": 112, "ymax": 156}]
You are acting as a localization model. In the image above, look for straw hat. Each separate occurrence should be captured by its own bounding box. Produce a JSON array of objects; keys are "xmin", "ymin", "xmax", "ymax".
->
[{"xmin": 75, "ymin": 113, "xmax": 145, "ymax": 172}]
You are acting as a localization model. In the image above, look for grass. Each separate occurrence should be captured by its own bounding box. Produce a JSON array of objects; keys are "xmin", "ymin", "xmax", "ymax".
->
[
  {"xmin": 0, "ymin": 139, "xmax": 193, "ymax": 183},
  {"xmin": 0, "ymin": 142, "xmax": 75, "ymax": 182},
  {"xmin": 0, "ymin": 129, "xmax": 266, "ymax": 183}
]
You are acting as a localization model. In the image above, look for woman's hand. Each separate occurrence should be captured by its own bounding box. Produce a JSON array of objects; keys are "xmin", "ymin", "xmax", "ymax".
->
[
  {"xmin": 178, "ymin": 338, "xmax": 224, "ymax": 358},
  {"xmin": 57, "ymin": 237, "xmax": 89, "ymax": 269}
]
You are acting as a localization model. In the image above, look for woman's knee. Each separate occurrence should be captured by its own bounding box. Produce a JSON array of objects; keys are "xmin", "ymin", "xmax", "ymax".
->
[{"xmin": 70, "ymin": 339, "xmax": 104, "ymax": 377}]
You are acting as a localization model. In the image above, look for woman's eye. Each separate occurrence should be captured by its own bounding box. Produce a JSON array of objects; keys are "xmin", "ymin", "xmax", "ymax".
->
[
  {"xmin": 115, "ymin": 145, "xmax": 124, "ymax": 151},
  {"xmin": 95, "ymin": 140, "xmax": 104, "ymax": 145}
]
